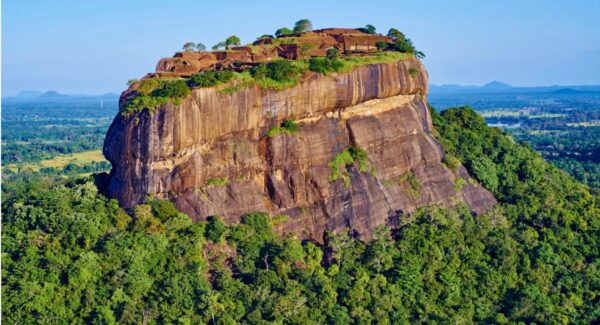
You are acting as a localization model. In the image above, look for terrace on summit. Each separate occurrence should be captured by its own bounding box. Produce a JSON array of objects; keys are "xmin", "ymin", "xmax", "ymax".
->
[{"xmin": 155, "ymin": 28, "xmax": 394, "ymax": 77}]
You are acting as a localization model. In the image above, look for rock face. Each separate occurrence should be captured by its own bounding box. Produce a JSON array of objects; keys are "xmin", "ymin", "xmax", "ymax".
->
[{"xmin": 104, "ymin": 58, "xmax": 496, "ymax": 240}]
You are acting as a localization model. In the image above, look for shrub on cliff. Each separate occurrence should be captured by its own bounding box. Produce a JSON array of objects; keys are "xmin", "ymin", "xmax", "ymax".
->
[
  {"xmin": 326, "ymin": 48, "xmax": 340, "ymax": 59},
  {"xmin": 137, "ymin": 78, "xmax": 160, "ymax": 95},
  {"xmin": 375, "ymin": 41, "xmax": 390, "ymax": 50},
  {"xmin": 267, "ymin": 119, "xmax": 299, "ymax": 137},
  {"xmin": 391, "ymin": 38, "xmax": 425, "ymax": 59},
  {"xmin": 152, "ymin": 79, "xmax": 190, "ymax": 99},
  {"xmin": 250, "ymin": 60, "xmax": 305, "ymax": 89},
  {"xmin": 122, "ymin": 79, "xmax": 191, "ymax": 115},
  {"xmin": 187, "ymin": 70, "xmax": 235, "ymax": 88},
  {"xmin": 329, "ymin": 146, "xmax": 372, "ymax": 186},
  {"xmin": 309, "ymin": 57, "xmax": 344, "ymax": 75}
]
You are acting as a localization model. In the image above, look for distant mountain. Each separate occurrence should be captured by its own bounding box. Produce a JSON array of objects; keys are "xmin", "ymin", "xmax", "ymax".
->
[
  {"xmin": 549, "ymin": 88, "xmax": 598, "ymax": 95},
  {"xmin": 15, "ymin": 90, "xmax": 43, "ymax": 98},
  {"xmin": 39, "ymin": 90, "xmax": 68, "ymax": 98},
  {"xmin": 429, "ymin": 81, "xmax": 600, "ymax": 95},
  {"xmin": 3, "ymin": 91, "xmax": 119, "ymax": 102},
  {"xmin": 482, "ymin": 80, "xmax": 512, "ymax": 89},
  {"xmin": 98, "ymin": 93, "xmax": 120, "ymax": 99}
]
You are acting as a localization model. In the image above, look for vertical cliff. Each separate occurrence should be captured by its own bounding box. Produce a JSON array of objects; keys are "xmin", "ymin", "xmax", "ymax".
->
[{"xmin": 104, "ymin": 58, "xmax": 495, "ymax": 240}]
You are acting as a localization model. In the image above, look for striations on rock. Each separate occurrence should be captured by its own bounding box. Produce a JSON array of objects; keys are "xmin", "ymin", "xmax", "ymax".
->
[{"xmin": 103, "ymin": 58, "xmax": 496, "ymax": 241}]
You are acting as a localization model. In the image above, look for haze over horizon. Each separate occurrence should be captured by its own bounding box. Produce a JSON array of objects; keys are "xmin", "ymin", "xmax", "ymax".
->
[{"xmin": 3, "ymin": 0, "xmax": 600, "ymax": 96}]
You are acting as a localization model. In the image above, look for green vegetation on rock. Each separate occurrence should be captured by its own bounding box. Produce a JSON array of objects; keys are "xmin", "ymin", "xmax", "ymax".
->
[
  {"xmin": 122, "ymin": 79, "xmax": 190, "ymax": 115},
  {"xmin": 267, "ymin": 119, "xmax": 299, "ymax": 137},
  {"xmin": 206, "ymin": 177, "xmax": 229, "ymax": 187},
  {"xmin": 454, "ymin": 177, "xmax": 466, "ymax": 191},
  {"xmin": 187, "ymin": 70, "xmax": 235, "ymax": 88},
  {"xmin": 308, "ymin": 57, "xmax": 345, "ymax": 75},
  {"xmin": 383, "ymin": 170, "xmax": 420, "ymax": 198},
  {"xmin": 122, "ymin": 51, "xmax": 414, "ymax": 114},
  {"xmin": 443, "ymin": 154, "xmax": 462, "ymax": 171},
  {"xmin": 250, "ymin": 59, "xmax": 307, "ymax": 89},
  {"xmin": 329, "ymin": 146, "xmax": 371, "ymax": 187},
  {"xmin": 408, "ymin": 67, "xmax": 419, "ymax": 78}
]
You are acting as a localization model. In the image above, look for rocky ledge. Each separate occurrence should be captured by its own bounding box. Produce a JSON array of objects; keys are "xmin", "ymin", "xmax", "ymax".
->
[{"xmin": 103, "ymin": 57, "xmax": 496, "ymax": 241}]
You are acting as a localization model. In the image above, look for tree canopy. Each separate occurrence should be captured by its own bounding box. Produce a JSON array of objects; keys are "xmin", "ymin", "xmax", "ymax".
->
[
  {"xmin": 182, "ymin": 42, "xmax": 196, "ymax": 52},
  {"xmin": 212, "ymin": 41, "xmax": 226, "ymax": 50},
  {"xmin": 293, "ymin": 19, "xmax": 313, "ymax": 33},
  {"xmin": 182, "ymin": 42, "xmax": 205, "ymax": 52},
  {"xmin": 225, "ymin": 35, "xmax": 241, "ymax": 48},
  {"xmin": 387, "ymin": 28, "xmax": 406, "ymax": 41},
  {"xmin": 275, "ymin": 27, "xmax": 293, "ymax": 37},
  {"xmin": 195, "ymin": 42, "xmax": 206, "ymax": 51},
  {"xmin": 357, "ymin": 24, "xmax": 377, "ymax": 34}
]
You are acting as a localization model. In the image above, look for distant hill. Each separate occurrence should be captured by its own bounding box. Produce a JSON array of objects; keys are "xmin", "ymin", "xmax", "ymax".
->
[
  {"xmin": 3, "ymin": 91, "xmax": 119, "ymax": 102},
  {"xmin": 429, "ymin": 81, "xmax": 600, "ymax": 94},
  {"xmin": 482, "ymin": 80, "xmax": 512, "ymax": 89},
  {"xmin": 39, "ymin": 90, "xmax": 68, "ymax": 98}
]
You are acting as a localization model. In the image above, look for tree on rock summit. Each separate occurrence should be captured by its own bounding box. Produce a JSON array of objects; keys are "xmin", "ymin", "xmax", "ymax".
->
[{"xmin": 293, "ymin": 19, "xmax": 313, "ymax": 33}]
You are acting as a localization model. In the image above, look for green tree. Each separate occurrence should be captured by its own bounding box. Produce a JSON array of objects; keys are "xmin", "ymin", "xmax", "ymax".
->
[
  {"xmin": 375, "ymin": 41, "xmax": 389, "ymax": 50},
  {"xmin": 391, "ymin": 38, "xmax": 425, "ymax": 59},
  {"xmin": 206, "ymin": 216, "xmax": 227, "ymax": 242},
  {"xmin": 196, "ymin": 42, "xmax": 206, "ymax": 51},
  {"xmin": 387, "ymin": 28, "xmax": 405, "ymax": 41},
  {"xmin": 275, "ymin": 27, "xmax": 293, "ymax": 37},
  {"xmin": 471, "ymin": 157, "xmax": 499, "ymax": 192},
  {"xmin": 358, "ymin": 24, "xmax": 377, "ymax": 34},
  {"xmin": 225, "ymin": 35, "xmax": 241, "ymax": 49},
  {"xmin": 293, "ymin": 19, "xmax": 313, "ymax": 33},
  {"xmin": 182, "ymin": 42, "xmax": 196, "ymax": 52},
  {"xmin": 212, "ymin": 41, "xmax": 226, "ymax": 50}
]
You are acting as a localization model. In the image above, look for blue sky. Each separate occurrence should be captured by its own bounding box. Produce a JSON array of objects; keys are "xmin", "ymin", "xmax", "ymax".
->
[{"xmin": 2, "ymin": 0, "xmax": 600, "ymax": 96}]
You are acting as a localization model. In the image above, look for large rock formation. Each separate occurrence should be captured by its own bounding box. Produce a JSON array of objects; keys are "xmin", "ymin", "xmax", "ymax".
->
[{"xmin": 104, "ymin": 57, "xmax": 496, "ymax": 241}]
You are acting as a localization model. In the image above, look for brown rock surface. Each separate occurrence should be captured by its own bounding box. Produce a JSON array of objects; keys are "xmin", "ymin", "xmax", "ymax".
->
[
  {"xmin": 104, "ymin": 58, "xmax": 496, "ymax": 241},
  {"xmin": 155, "ymin": 28, "xmax": 394, "ymax": 77}
]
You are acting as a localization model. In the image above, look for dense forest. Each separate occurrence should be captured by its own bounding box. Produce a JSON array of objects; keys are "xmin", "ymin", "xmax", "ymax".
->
[{"xmin": 2, "ymin": 107, "xmax": 599, "ymax": 324}]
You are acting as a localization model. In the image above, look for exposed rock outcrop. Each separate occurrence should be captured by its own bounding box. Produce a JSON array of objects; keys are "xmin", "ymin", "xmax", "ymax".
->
[
  {"xmin": 104, "ymin": 57, "xmax": 496, "ymax": 241},
  {"xmin": 155, "ymin": 28, "xmax": 393, "ymax": 77}
]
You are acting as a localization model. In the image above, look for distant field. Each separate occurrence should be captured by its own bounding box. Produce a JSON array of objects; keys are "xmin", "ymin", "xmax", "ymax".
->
[
  {"xmin": 528, "ymin": 113, "xmax": 567, "ymax": 119},
  {"xmin": 481, "ymin": 110, "xmax": 567, "ymax": 119},
  {"xmin": 4, "ymin": 150, "xmax": 106, "ymax": 172},
  {"xmin": 481, "ymin": 111, "xmax": 524, "ymax": 117},
  {"xmin": 566, "ymin": 120, "xmax": 600, "ymax": 127}
]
